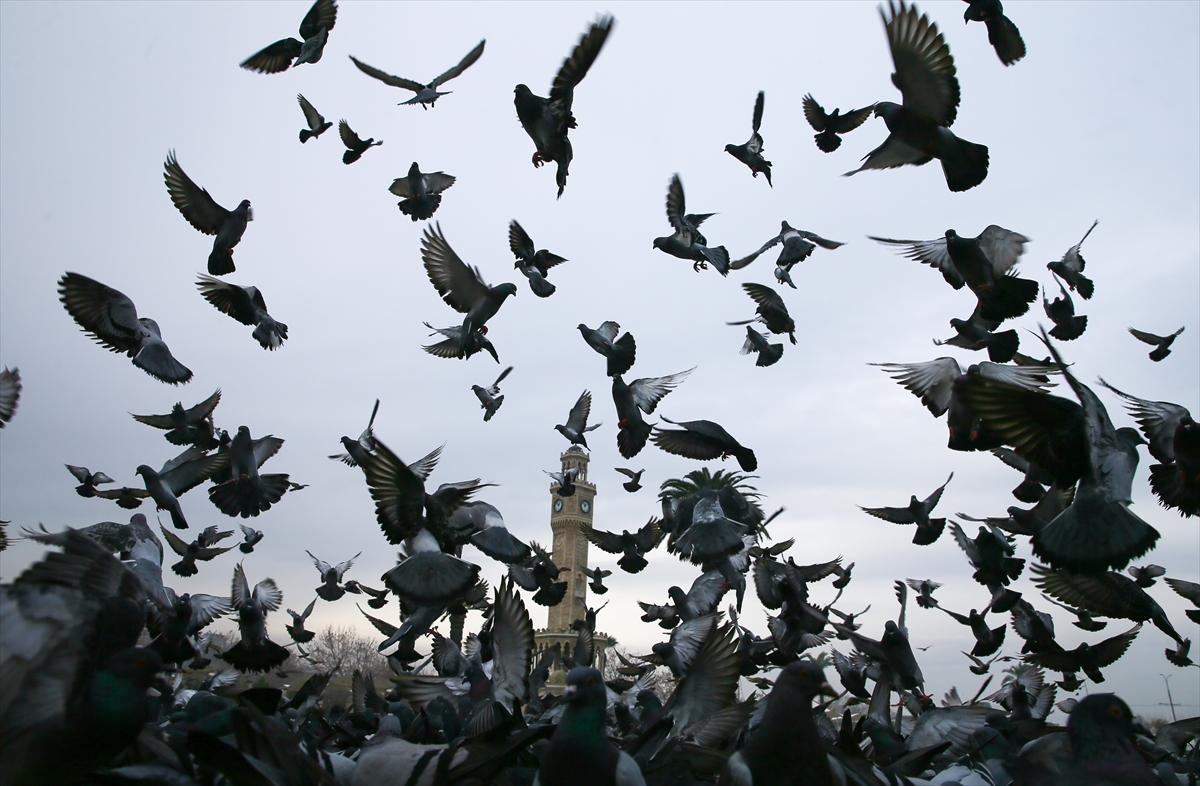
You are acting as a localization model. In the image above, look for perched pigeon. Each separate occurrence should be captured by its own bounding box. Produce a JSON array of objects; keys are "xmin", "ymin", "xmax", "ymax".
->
[
  {"xmin": 1047, "ymin": 220, "xmax": 1098, "ymax": 299},
  {"xmin": 611, "ymin": 367, "xmax": 694, "ymax": 459},
  {"xmin": 307, "ymin": 549, "xmax": 361, "ymax": 601},
  {"xmin": 514, "ymin": 16, "xmax": 614, "ymax": 198},
  {"xmin": 160, "ymin": 524, "xmax": 235, "ymax": 577},
  {"xmin": 137, "ymin": 446, "xmax": 228, "ymax": 529},
  {"xmin": 1128, "ymin": 325, "xmax": 1185, "ymax": 362},
  {"xmin": 208, "ymin": 426, "xmax": 290, "ymax": 518},
  {"xmin": 222, "ymin": 563, "xmax": 289, "ymax": 673},
  {"xmin": 0, "ymin": 367, "xmax": 19, "ymax": 427},
  {"xmin": 963, "ymin": 0, "xmax": 1026, "ymax": 66},
  {"xmin": 846, "ymin": 1, "xmax": 989, "ymax": 191},
  {"xmin": 861, "ymin": 473, "xmax": 953, "ymax": 545},
  {"xmin": 727, "ymin": 283, "xmax": 796, "ymax": 344},
  {"xmin": 652, "ymin": 417, "xmax": 757, "ymax": 472},
  {"xmin": 1044, "ymin": 276, "xmax": 1088, "ymax": 341},
  {"xmin": 389, "ymin": 162, "xmax": 456, "ymax": 222},
  {"xmin": 349, "ymin": 40, "xmax": 485, "ymax": 108},
  {"xmin": 578, "ymin": 322, "xmax": 636, "ymax": 376},
  {"xmin": 131, "ymin": 389, "xmax": 222, "ymax": 446},
  {"xmin": 737, "ymin": 325, "xmax": 784, "ymax": 368},
  {"xmin": 240, "ymin": 0, "xmax": 337, "ymax": 73},
  {"xmin": 472, "ymin": 366, "xmax": 512, "ymax": 422},
  {"xmin": 801, "ymin": 93, "xmax": 875, "ymax": 152},
  {"xmin": 285, "ymin": 598, "xmax": 317, "ymax": 644},
  {"xmin": 329, "ymin": 398, "xmax": 380, "ymax": 467},
  {"xmin": 724, "ymin": 91, "xmax": 772, "ymax": 185},
  {"xmin": 163, "ymin": 151, "xmax": 251, "ymax": 275},
  {"xmin": 196, "ymin": 275, "xmax": 288, "ymax": 350},
  {"xmin": 730, "ymin": 221, "xmax": 845, "ymax": 283},
  {"xmin": 58, "ymin": 272, "xmax": 193, "ymax": 384},
  {"xmin": 653, "ymin": 174, "xmax": 730, "ymax": 274},
  {"xmin": 421, "ymin": 223, "xmax": 517, "ymax": 358},
  {"xmin": 338, "ymin": 119, "xmax": 382, "ymax": 164},
  {"xmin": 555, "ymin": 390, "xmax": 602, "ymax": 447},
  {"xmin": 510, "ymin": 220, "xmax": 567, "ymax": 298},
  {"xmin": 614, "ymin": 467, "xmax": 643, "ymax": 492},
  {"xmin": 296, "ymin": 93, "xmax": 331, "ymax": 143}
]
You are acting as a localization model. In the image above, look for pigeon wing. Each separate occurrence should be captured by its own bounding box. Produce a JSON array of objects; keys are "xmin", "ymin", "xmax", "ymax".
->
[
  {"xmin": 421, "ymin": 223, "xmax": 488, "ymax": 314},
  {"xmin": 508, "ymin": 220, "xmax": 536, "ymax": 261},
  {"xmin": 831, "ymin": 104, "xmax": 876, "ymax": 133},
  {"xmin": 884, "ymin": 0, "xmax": 960, "ymax": 126},
  {"xmin": 163, "ymin": 151, "xmax": 231, "ymax": 235},
  {"xmin": 58, "ymin": 273, "xmax": 143, "ymax": 353},
  {"xmin": 297, "ymin": 93, "xmax": 325, "ymax": 128},
  {"xmin": 868, "ymin": 236, "xmax": 961, "ymax": 288},
  {"xmin": 196, "ymin": 275, "xmax": 258, "ymax": 326},
  {"xmin": 1097, "ymin": 379, "xmax": 1190, "ymax": 463},
  {"xmin": 976, "ymin": 225, "xmax": 1029, "ymax": 275},
  {"xmin": 549, "ymin": 15, "xmax": 614, "ymax": 101},
  {"xmin": 564, "ymin": 390, "xmax": 593, "ymax": 432},
  {"xmin": 801, "ymin": 94, "xmax": 829, "ymax": 131},
  {"xmin": 871, "ymin": 358, "xmax": 961, "ymax": 417},
  {"xmin": 347, "ymin": 56, "xmax": 424, "ymax": 91},
  {"xmin": 430, "ymin": 39, "xmax": 486, "ymax": 88},
  {"xmin": 297, "ymin": 0, "xmax": 337, "ymax": 40},
  {"xmin": 628, "ymin": 367, "xmax": 695, "ymax": 415},
  {"xmin": 159, "ymin": 524, "xmax": 191, "ymax": 557},
  {"xmin": 750, "ymin": 90, "xmax": 764, "ymax": 134},
  {"xmin": 580, "ymin": 523, "xmax": 625, "ymax": 554},
  {"xmin": 252, "ymin": 578, "xmax": 283, "ymax": 613},
  {"xmin": 490, "ymin": 577, "xmax": 534, "ymax": 708},
  {"xmin": 241, "ymin": 38, "xmax": 303, "ymax": 74}
]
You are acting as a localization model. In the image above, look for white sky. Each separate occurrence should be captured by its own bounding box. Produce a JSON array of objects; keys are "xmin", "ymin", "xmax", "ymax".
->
[{"xmin": 1, "ymin": 1, "xmax": 1197, "ymax": 719}]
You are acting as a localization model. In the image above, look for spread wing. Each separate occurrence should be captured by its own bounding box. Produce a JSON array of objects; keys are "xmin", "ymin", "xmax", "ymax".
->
[
  {"xmin": 430, "ymin": 39, "xmax": 486, "ymax": 87},
  {"xmin": 549, "ymin": 15, "xmax": 614, "ymax": 102},
  {"xmin": 196, "ymin": 275, "xmax": 261, "ymax": 326},
  {"xmin": 164, "ymin": 151, "xmax": 231, "ymax": 235},
  {"xmin": 628, "ymin": 367, "xmax": 695, "ymax": 414},
  {"xmin": 870, "ymin": 358, "xmax": 961, "ymax": 417},
  {"xmin": 421, "ymin": 223, "xmax": 488, "ymax": 314},
  {"xmin": 977, "ymin": 225, "xmax": 1029, "ymax": 275},
  {"xmin": 868, "ymin": 236, "xmax": 961, "ymax": 289},
  {"xmin": 884, "ymin": 0, "xmax": 960, "ymax": 126},
  {"xmin": 348, "ymin": 55, "xmax": 424, "ymax": 91},
  {"xmin": 297, "ymin": 93, "xmax": 324, "ymax": 127},
  {"xmin": 508, "ymin": 220, "xmax": 536, "ymax": 260},
  {"xmin": 580, "ymin": 523, "xmax": 626, "ymax": 554},
  {"xmin": 564, "ymin": 390, "xmax": 593, "ymax": 432},
  {"xmin": 58, "ymin": 272, "xmax": 143, "ymax": 353}
]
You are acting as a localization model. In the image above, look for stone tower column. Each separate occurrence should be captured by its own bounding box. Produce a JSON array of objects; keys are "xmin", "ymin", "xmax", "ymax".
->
[{"xmin": 547, "ymin": 445, "xmax": 596, "ymax": 633}]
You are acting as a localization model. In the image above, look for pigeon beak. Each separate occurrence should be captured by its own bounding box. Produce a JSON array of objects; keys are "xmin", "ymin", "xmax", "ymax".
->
[
  {"xmin": 819, "ymin": 680, "xmax": 836, "ymax": 699},
  {"xmin": 563, "ymin": 684, "xmax": 578, "ymax": 699}
]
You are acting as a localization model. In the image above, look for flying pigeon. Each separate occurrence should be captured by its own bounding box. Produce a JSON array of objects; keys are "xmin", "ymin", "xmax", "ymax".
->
[
  {"xmin": 389, "ymin": 162, "xmax": 456, "ymax": 222},
  {"xmin": 130, "ymin": 389, "xmax": 222, "ymax": 446},
  {"xmin": 904, "ymin": 578, "xmax": 942, "ymax": 608},
  {"xmin": 510, "ymin": 220, "xmax": 567, "ymax": 298},
  {"xmin": 285, "ymin": 598, "xmax": 317, "ymax": 644},
  {"xmin": 514, "ymin": 16, "xmax": 614, "ymax": 197},
  {"xmin": 934, "ymin": 304, "xmax": 1019, "ymax": 363},
  {"xmin": 724, "ymin": 91, "xmax": 772, "ymax": 184},
  {"xmin": 845, "ymin": 1, "xmax": 989, "ymax": 192},
  {"xmin": 1047, "ymin": 220, "xmax": 1098, "ymax": 299},
  {"xmin": 545, "ymin": 468, "xmax": 579, "ymax": 497},
  {"xmin": 240, "ymin": 0, "xmax": 337, "ymax": 73},
  {"xmin": 421, "ymin": 322, "xmax": 499, "ymax": 363},
  {"xmin": 344, "ymin": 580, "xmax": 389, "ymax": 609},
  {"xmin": 349, "ymin": 40, "xmax": 485, "ymax": 108},
  {"xmin": 652, "ymin": 174, "xmax": 730, "ymax": 274},
  {"xmin": 472, "ymin": 366, "xmax": 513, "ymax": 422},
  {"xmin": 329, "ymin": 398, "xmax": 380, "ymax": 467},
  {"xmin": 963, "ymin": 0, "xmax": 1026, "ymax": 66},
  {"xmin": 577, "ymin": 322, "xmax": 636, "ymax": 376},
  {"xmin": 0, "ymin": 367, "xmax": 19, "ymax": 427},
  {"xmin": 239, "ymin": 523, "xmax": 263, "ymax": 553},
  {"xmin": 555, "ymin": 389, "xmax": 602, "ymax": 448},
  {"xmin": 801, "ymin": 93, "xmax": 875, "ymax": 152},
  {"xmin": 307, "ymin": 550, "xmax": 361, "ymax": 601},
  {"xmin": 861, "ymin": 473, "xmax": 954, "ymax": 545},
  {"xmin": 160, "ymin": 523, "xmax": 235, "ymax": 577},
  {"xmin": 611, "ymin": 367, "xmax": 694, "ymax": 459},
  {"xmin": 1128, "ymin": 326, "xmax": 1185, "ymax": 362},
  {"xmin": 196, "ymin": 275, "xmax": 288, "ymax": 350},
  {"xmin": 296, "ymin": 93, "xmax": 331, "ymax": 142},
  {"xmin": 614, "ymin": 467, "xmax": 643, "ymax": 492},
  {"xmin": 337, "ymin": 119, "xmax": 383, "ymax": 165},
  {"xmin": 1044, "ymin": 276, "xmax": 1088, "ymax": 341},
  {"xmin": 583, "ymin": 519, "xmax": 663, "ymax": 574},
  {"xmin": 729, "ymin": 221, "xmax": 845, "ymax": 283},
  {"xmin": 651, "ymin": 417, "xmax": 757, "ymax": 472},
  {"xmin": 136, "ymin": 446, "xmax": 229, "ymax": 529},
  {"xmin": 58, "ymin": 272, "xmax": 193, "ymax": 384},
  {"xmin": 163, "ymin": 151, "xmax": 251, "ymax": 275},
  {"xmin": 727, "ymin": 282, "xmax": 796, "ymax": 344},
  {"xmin": 736, "ymin": 325, "xmax": 784, "ymax": 367},
  {"xmin": 64, "ymin": 464, "xmax": 117, "ymax": 498},
  {"xmin": 222, "ymin": 563, "xmax": 289, "ymax": 673},
  {"xmin": 208, "ymin": 426, "xmax": 290, "ymax": 518},
  {"xmin": 421, "ymin": 223, "xmax": 517, "ymax": 358}
]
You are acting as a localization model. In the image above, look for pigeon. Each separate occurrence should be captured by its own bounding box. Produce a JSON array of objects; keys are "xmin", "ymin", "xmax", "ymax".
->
[
  {"xmin": 296, "ymin": 93, "xmax": 331, "ymax": 142},
  {"xmin": 963, "ymin": 0, "xmax": 1026, "ymax": 66},
  {"xmin": 337, "ymin": 119, "xmax": 383, "ymax": 165},
  {"xmin": 1165, "ymin": 578, "xmax": 1200, "ymax": 624},
  {"xmin": 510, "ymin": 542, "xmax": 567, "ymax": 607},
  {"xmin": 1128, "ymin": 326, "xmax": 1185, "ymax": 361},
  {"xmin": 307, "ymin": 550, "xmax": 361, "ymax": 601},
  {"xmin": 611, "ymin": 367, "xmax": 694, "ymax": 459},
  {"xmin": 1126, "ymin": 564, "xmax": 1165, "ymax": 588},
  {"xmin": 0, "ymin": 367, "xmax": 19, "ymax": 427},
  {"xmin": 514, "ymin": 16, "xmax": 614, "ymax": 198},
  {"xmin": 737, "ymin": 325, "xmax": 784, "ymax": 367},
  {"xmin": 383, "ymin": 529, "xmax": 482, "ymax": 607},
  {"xmin": 137, "ymin": 446, "xmax": 229, "ymax": 529},
  {"xmin": 343, "ymin": 580, "xmax": 389, "ymax": 609},
  {"xmin": 614, "ymin": 467, "xmax": 643, "ymax": 492},
  {"xmin": 940, "ymin": 605, "xmax": 1006, "ymax": 657},
  {"xmin": 389, "ymin": 162, "xmax": 456, "ymax": 222},
  {"xmin": 537, "ymin": 667, "xmax": 646, "ymax": 786},
  {"xmin": 472, "ymin": 366, "xmax": 512, "ymax": 422},
  {"xmin": 509, "ymin": 220, "xmax": 567, "ymax": 299},
  {"xmin": 651, "ymin": 417, "xmax": 757, "ymax": 472},
  {"xmin": 582, "ymin": 519, "xmax": 663, "ymax": 574},
  {"xmin": 652, "ymin": 174, "xmax": 730, "ymax": 274},
  {"xmin": 357, "ymin": 439, "xmax": 443, "ymax": 544},
  {"xmin": 1041, "ymin": 594, "xmax": 1107, "ymax": 632},
  {"xmin": 160, "ymin": 524, "xmax": 235, "ymax": 577},
  {"xmin": 545, "ymin": 468, "xmax": 580, "ymax": 497},
  {"xmin": 904, "ymin": 578, "xmax": 942, "ymax": 608},
  {"xmin": 221, "ymin": 563, "xmax": 289, "ymax": 673},
  {"xmin": 58, "ymin": 272, "xmax": 193, "ymax": 384},
  {"xmin": 239, "ymin": 524, "xmax": 263, "ymax": 553},
  {"xmin": 729, "ymin": 221, "xmax": 845, "ymax": 283},
  {"xmin": 724, "ymin": 91, "xmax": 772, "ymax": 184},
  {"xmin": 329, "ymin": 399, "xmax": 381, "ymax": 468},
  {"xmin": 1025, "ymin": 625, "xmax": 1142, "ymax": 684},
  {"xmin": 64, "ymin": 465, "xmax": 117, "ymax": 498},
  {"xmin": 870, "ymin": 226, "xmax": 1035, "ymax": 321},
  {"xmin": 555, "ymin": 390, "xmax": 602, "ymax": 447},
  {"xmin": 1047, "ymin": 220, "xmax": 1098, "ymax": 299},
  {"xmin": 130, "ymin": 389, "xmax": 222, "ymax": 446},
  {"xmin": 845, "ymin": 1, "xmax": 989, "ymax": 192},
  {"xmin": 196, "ymin": 275, "xmax": 288, "ymax": 350},
  {"xmin": 208, "ymin": 426, "xmax": 290, "ymax": 518},
  {"xmin": 577, "ymin": 322, "xmax": 636, "ymax": 376},
  {"xmin": 950, "ymin": 521, "xmax": 1025, "ymax": 588},
  {"xmin": 727, "ymin": 283, "xmax": 796, "ymax": 344},
  {"xmin": 240, "ymin": 0, "xmax": 336, "ymax": 73},
  {"xmin": 163, "ymin": 151, "xmax": 251, "ymax": 275},
  {"xmin": 1044, "ymin": 277, "xmax": 1088, "ymax": 341},
  {"xmin": 934, "ymin": 304, "xmax": 1019, "ymax": 363},
  {"xmin": 421, "ymin": 223, "xmax": 517, "ymax": 358},
  {"xmin": 421, "ymin": 322, "xmax": 499, "ymax": 363},
  {"xmin": 285, "ymin": 598, "xmax": 317, "ymax": 644},
  {"xmin": 801, "ymin": 93, "xmax": 875, "ymax": 152},
  {"xmin": 581, "ymin": 566, "xmax": 612, "ymax": 595},
  {"xmin": 348, "ymin": 40, "xmax": 485, "ymax": 108}
]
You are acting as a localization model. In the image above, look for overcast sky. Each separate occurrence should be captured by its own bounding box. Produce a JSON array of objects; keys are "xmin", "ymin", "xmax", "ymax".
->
[{"xmin": 1, "ymin": 1, "xmax": 1197, "ymax": 719}]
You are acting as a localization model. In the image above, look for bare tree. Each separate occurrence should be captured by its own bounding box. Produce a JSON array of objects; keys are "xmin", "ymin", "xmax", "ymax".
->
[{"xmin": 302, "ymin": 625, "xmax": 390, "ymax": 681}]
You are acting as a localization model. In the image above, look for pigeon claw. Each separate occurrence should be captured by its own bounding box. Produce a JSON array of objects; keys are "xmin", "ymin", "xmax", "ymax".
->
[{"xmin": 532, "ymin": 150, "xmax": 549, "ymax": 167}]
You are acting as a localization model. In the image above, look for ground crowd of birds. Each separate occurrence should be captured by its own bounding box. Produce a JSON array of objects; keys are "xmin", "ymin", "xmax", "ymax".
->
[{"xmin": 1, "ymin": 1, "xmax": 1198, "ymax": 785}]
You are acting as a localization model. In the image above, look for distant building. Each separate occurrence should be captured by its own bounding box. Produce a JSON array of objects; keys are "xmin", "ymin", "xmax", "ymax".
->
[{"xmin": 533, "ymin": 445, "xmax": 614, "ymax": 690}]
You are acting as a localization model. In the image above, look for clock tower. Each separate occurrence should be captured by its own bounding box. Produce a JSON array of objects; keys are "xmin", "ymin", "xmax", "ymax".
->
[{"xmin": 546, "ymin": 445, "xmax": 596, "ymax": 633}]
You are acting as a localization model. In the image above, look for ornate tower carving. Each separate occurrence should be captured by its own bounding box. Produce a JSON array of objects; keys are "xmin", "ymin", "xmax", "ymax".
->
[{"xmin": 546, "ymin": 446, "xmax": 595, "ymax": 633}]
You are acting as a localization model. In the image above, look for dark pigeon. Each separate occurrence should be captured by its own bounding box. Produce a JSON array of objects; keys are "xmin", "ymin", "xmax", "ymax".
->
[
  {"xmin": 934, "ymin": 304, "xmax": 1020, "ymax": 363},
  {"xmin": 421, "ymin": 223, "xmax": 517, "ymax": 358},
  {"xmin": 296, "ymin": 94, "xmax": 331, "ymax": 143},
  {"xmin": 196, "ymin": 275, "xmax": 288, "ymax": 350},
  {"xmin": 130, "ymin": 389, "xmax": 222, "ymax": 446},
  {"xmin": 1047, "ymin": 220, "xmax": 1097, "ymax": 299},
  {"xmin": 582, "ymin": 518, "xmax": 663, "ymax": 574},
  {"xmin": 1025, "ymin": 625, "xmax": 1142, "ymax": 684},
  {"xmin": 137, "ymin": 446, "xmax": 229, "ymax": 529},
  {"xmin": 307, "ymin": 550, "xmax": 360, "ymax": 601},
  {"xmin": 727, "ymin": 282, "xmax": 796, "ymax": 344},
  {"xmin": 538, "ymin": 667, "xmax": 645, "ymax": 786},
  {"xmin": 58, "ymin": 272, "xmax": 193, "ymax": 384},
  {"xmin": 422, "ymin": 322, "xmax": 499, "ymax": 363},
  {"xmin": 510, "ymin": 220, "xmax": 567, "ymax": 298},
  {"xmin": 239, "ymin": 523, "xmax": 263, "ymax": 553},
  {"xmin": 472, "ymin": 366, "xmax": 512, "ymax": 422},
  {"xmin": 329, "ymin": 398, "xmax": 379, "ymax": 467},
  {"xmin": 940, "ymin": 605, "xmax": 1006, "ymax": 657},
  {"xmin": 578, "ymin": 321, "xmax": 636, "ymax": 376},
  {"xmin": 1128, "ymin": 325, "xmax": 1185, "ymax": 361},
  {"xmin": 160, "ymin": 523, "xmax": 234, "ymax": 577},
  {"xmin": 651, "ymin": 416, "xmax": 757, "ymax": 472},
  {"xmin": 724, "ymin": 90, "xmax": 772, "ymax": 185},
  {"xmin": 163, "ymin": 151, "xmax": 251, "ymax": 275},
  {"xmin": 652, "ymin": 174, "xmax": 730, "ymax": 274},
  {"xmin": 349, "ymin": 40, "xmax": 485, "ymax": 108},
  {"xmin": 614, "ymin": 467, "xmax": 643, "ymax": 492},
  {"xmin": 390, "ymin": 162, "xmax": 456, "ymax": 221},
  {"xmin": 1044, "ymin": 276, "xmax": 1088, "ymax": 341},
  {"xmin": 221, "ymin": 563, "xmax": 289, "ymax": 673},
  {"xmin": 240, "ymin": 0, "xmax": 337, "ymax": 73},
  {"xmin": 65, "ymin": 464, "xmax": 117, "ymax": 498},
  {"xmin": 338, "ymin": 119, "xmax": 382, "ymax": 164},
  {"xmin": 801, "ymin": 93, "xmax": 875, "ymax": 152},
  {"xmin": 555, "ymin": 389, "xmax": 602, "ymax": 447},
  {"xmin": 285, "ymin": 598, "xmax": 316, "ymax": 644},
  {"xmin": 208, "ymin": 425, "xmax": 290, "ymax": 519},
  {"xmin": 611, "ymin": 367, "xmax": 694, "ymax": 459},
  {"xmin": 737, "ymin": 325, "xmax": 783, "ymax": 367},
  {"xmin": 963, "ymin": 0, "xmax": 1026, "ymax": 66},
  {"xmin": 729, "ymin": 221, "xmax": 845, "ymax": 285},
  {"xmin": 860, "ymin": 473, "xmax": 953, "ymax": 545},
  {"xmin": 0, "ymin": 367, "xmax": 20, "ymax": 427}
]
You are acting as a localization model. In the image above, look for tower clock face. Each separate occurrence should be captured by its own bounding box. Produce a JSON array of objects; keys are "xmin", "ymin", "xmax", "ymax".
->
[
  {"xmin": 580, "ymin": 499, "xmax": 591, "ymax": 513},
  {"xmin": 554, "ymin": 498, "xmax": 564, "ymax": 512}
]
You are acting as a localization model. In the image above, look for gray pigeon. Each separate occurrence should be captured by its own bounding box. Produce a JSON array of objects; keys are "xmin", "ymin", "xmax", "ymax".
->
[
  {"xmin": 130, "ymin": 389, "xmax": 222, "ymax": 446},
  {"xmin": 422, "ymin": 322, "xmax": 499, "ymax": 363},
  {"xmin": 422, "ymin": 223, "xmax": 517, "ymax": 358},
  {"xmin": 578, "ymin": 321, "xmax": 636, "ymax": 376},
  {"xmin": 389, "ymin": 162, "xmax": 456, "ymax": 221},
  {"xmin": 612, "ymin": 367, "xmax": 694, "ymax": 460},
  {"xmin": 239, "ymin": 524, "xmax": 263, "ymax": 553},
  {"xmin": 285, "ymin": 598, "xmax": 317, "ymax": 643},
  {"xmin": 802, "ymin": 93, "xmax": 875, "ymax": 152},
  {"xmin": 737, "ymin": 325, "xmax": 783, "ymax": 367},
  {"xmin": 136, "ymin": 446, "xmax": 229, "ymax": 529},
  {"xmin": 208, "ymin": 425, "xmax": 290, "ymax": 518},
  {"xmin": 65, "ymin": 464, "xmax": 117, "ymax": 497},
  {"xmin": 510, "ymin": 220, "xmax": 567, "ymax": 297},
  {"xmin": 338, "ymin": 119, "xmax": 383, "ymax": 164},
  {"xmin": 296, "ymin": 93, "xmax": 331, "ymax": 142},
  {"xmin": 349, "ymin": 40, "xmax": 485, "ymax": 108},
  {"xmin": 222, "ymin": 562, "xmax": 289, "ymax": 673},
  {"xmin": 652, "ymin": 174, "xmax": 730, "ymax": 274},
  {"xmin": 555, "ymin": 390, "xmax": 602, "ymax": 447},
  {"xmin": 1128, "ymin": 326, "xmax": 1185, "ymax": 361},
  {"xmin": 651, "ymin": 417, "xmax": 757, "ymax": 472},
  {"xmin": 160, "ymin": 523, "xmax": 235, "ymax": 577},
  {"xmin": 724, "ymin": 91, "xmax": 772, "ymax": 184},
  {"xmin": 546, "ymin": 467, "xmax": 580, "ymax": 497},
  {"xmin": 1047, "ymin": 220, "xmax": 1097, "ymax": 299},
  {"xmin": 329, "ymin": 398, "xmax": 380, "ymax": 467},
  {"xmin": 0, "ymin": 367, "xmax": 19, "ymax": 427},
  {"xmin": 240, "ymin": 0, "xmax": 337, "ymax": 73},
  {"xmin": 472, "ymin": 366, "xmax": 512, "ymax": 422},
  {"xmin": 727, "ymin": 283, "xmax": 796, "ymax": 344},
  {"xmin": 730, "ymin": 221, "xmax": 845, "ymax": 284},
  {"xmin": 307, "ymin": 550, "xmax": 360, "ymax": 601},
  {"xmin": 614, "ymin": 467, "xmax": 643, "ymax": 492},
  {"xmin": 196, "ymin": 275, "xmax": 288, "ymax": 350},
  {"xmin": 860, "ymin": 473, "xmax": 954, "ymax": 546},
  {"xmin": 58, "ymin": 272, "xmax": 193, "ymax": 384},
  {"xmin": 1044, "ymin": 276, "xmax": 1088, "ymax": 341},
  {"xmin": 163, "ymin": 151, "xmax": 251, "ymax": 275},
  {"xmin": 964, "ymin": 0, "xmax": 1026, "ymax": 66}
]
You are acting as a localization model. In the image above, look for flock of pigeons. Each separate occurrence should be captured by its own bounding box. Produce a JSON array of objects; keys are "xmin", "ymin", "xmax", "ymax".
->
[{"xmin": 1, "ymin": 1, "xmax": 1198, "ymax": 785}]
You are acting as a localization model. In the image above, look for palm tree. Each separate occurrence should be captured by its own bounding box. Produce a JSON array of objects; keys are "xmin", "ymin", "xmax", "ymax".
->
[{"xmin": 657, "ymin": 467, "xmax": 761, "ymax": 501}]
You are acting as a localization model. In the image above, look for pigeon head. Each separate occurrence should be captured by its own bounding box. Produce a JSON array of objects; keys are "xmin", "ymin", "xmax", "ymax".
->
[
  {"xmin": 235, "ymin": 200, "xmax": 253, "ymax": 221},
  {"xmin": 135, "ymin": 465, "xmax": 153, "ymax": 478},
  {"xmin": 945, "ymin": 229, "xmax": 959, "ymax": 240},
  {"xmin": 495, "ymin": 282, "xmax": 518, "ymax": 299},
  {"xmin": 723, "ymin": 144, "xmax": 737, "ymax": 155},
  {"xmin": 776, "ymin": 660, "xmax": 836, "ymax": 700},
  {"xmin": 562, "ymin": 666, "xmax": 606, "ymax": 706},
  {"xmin": 1116, "ymin": 427, "xmax": 1146, "ymax": 448},
  {"xmin": 652, "ymin": 237, "xmax": 668, "ymax": 251},
  {"xmin": 873, "ymin": 101, "xmax": 900, "ymax": 120}
]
